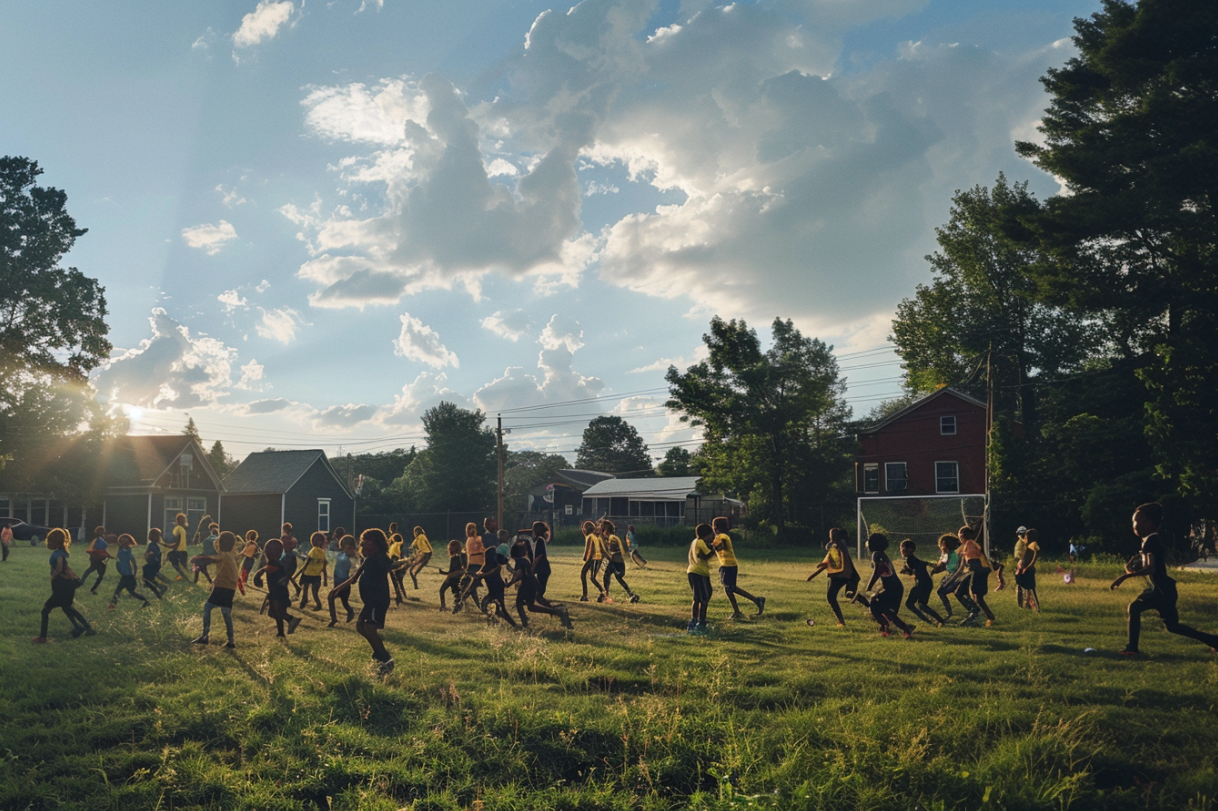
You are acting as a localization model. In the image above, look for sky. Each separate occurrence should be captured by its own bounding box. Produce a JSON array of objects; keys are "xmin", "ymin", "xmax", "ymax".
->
[{"xmin": 0, "ymin": 0, "xmax": 1101, "ymax": 468}]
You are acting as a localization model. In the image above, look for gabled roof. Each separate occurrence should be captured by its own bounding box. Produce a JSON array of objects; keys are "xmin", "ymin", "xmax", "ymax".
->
[
  {"xmin": 107, "ymin": 435, "xmax": 224, "ymax": 490},
  {"xmin": 222, "ymin": 449, "xmax": 353, "ymax": 498},
  {"xmin": 857, "ymin": 387, "xmax": 986, "ymax": 435},
  {"xmin": 582, "ymin": 476, "xmax": 702, "ymax": 501},
  {"xmin": 555, "ymin": 469, "xmax": 615, "ymax": 489}
]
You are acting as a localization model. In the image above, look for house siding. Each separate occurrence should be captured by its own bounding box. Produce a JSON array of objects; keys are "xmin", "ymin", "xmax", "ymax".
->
[
  {"xmin": 219, "ymin": 494, "xmax": 283, "ymax": 543},
  {"xmin": 285, "ymin": 459, "xmax": 354, "ymax": 536}
]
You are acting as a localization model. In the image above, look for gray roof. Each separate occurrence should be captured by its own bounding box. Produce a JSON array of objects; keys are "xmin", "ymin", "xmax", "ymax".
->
[
  {"xmin": 556, "ymin": 469, "xmax": 615, "ymax": 489},
  {"xmin": 581, "ymin": 476, "xmax": 702, "ymax": 501},
  {"xmin": 222, "ymin": 449, "xmax": 351, "ymax": 497}
]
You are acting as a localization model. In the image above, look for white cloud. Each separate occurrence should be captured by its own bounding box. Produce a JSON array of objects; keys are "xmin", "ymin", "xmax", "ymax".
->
[
  {"xmin": 216, "ymin": 184, "xmax": 246, "ymax": 207},
  {"xmin": 301, "ymin": 78, "xmax": 430, "ymax": 146},
  {"xmin": 256, "ymin": 307, "xmax": 303, "ymax": 344},
  {"xmin": 182, "ymin": 221, "xmax": 238, "ymax": 255},
  {"xmin": 233, "ymin": 0, "xmax": 295, "ymax": 49},
  {"xmin": 256, "ymin": 279, "xmax": 271, "ymax": 293},
  {"xmin": 236, "ymin": 359, "xmax": 265, "ymax": 390},
  {"xmin": 192, "ymin": 27, "xmax": 218, "ymax": 51},
  {"xmin": 474, "ymin": 314, "xmax": 603, "ymax": 413},
  {"xmin": 93, "ymin": 309, "xmax": 240, "ymax": 408},
  {"xmin": 218, "ymin": 289, "xmax": 249, "ymax": 313},
  {"xmin": 393, "ymin": 312, "xmax": 459, "ymax": 369},
  {"xmin": 537, "ymin": 313, "xmax": 584, "ymax": 353},
  {"xmin": 628, "ymin": 344, "xmax": 709, "ymax": 374},
  {"xmin": 382, "ymin": 371, "xmax": 468, "ymax": 424},
  {"xmin": 480, "ymin": 309, "xmax": 534, "ymax": 342}
]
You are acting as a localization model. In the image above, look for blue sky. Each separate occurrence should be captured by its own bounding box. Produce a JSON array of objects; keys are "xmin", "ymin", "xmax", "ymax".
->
[{"xmin": 1, "ymin": 0, "xmax": 1099, "ymax": 463}]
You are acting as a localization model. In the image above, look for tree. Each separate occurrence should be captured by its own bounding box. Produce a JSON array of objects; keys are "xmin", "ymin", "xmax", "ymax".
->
[
  {"xmin": 1016, "ymin": 0, "xmax": 1218, "ymax": 515},
  {"xmin": 666, "ymin": 317, "xmax": 852, "ymax": 534},
  {"xmin": 396, "ymin": 402, "xmax": 496, "ymax": 512},
  {"xmin": 504, "ymin": 450, "xmax": 570, "ymax": 509},
  {"xmin": 183, "ymin": 417, "xmax": 200, "ymax": 442},
  {"xmin": 656, "ymin": 447, "xmax": 693, "ymax": 477},
  {"xmin": 207, "ymin": 440, "xmax": 236, "ymax": 479},
  {"xmin": 575, "ymin": 416, "xmax": 652, "ymax": 477}
]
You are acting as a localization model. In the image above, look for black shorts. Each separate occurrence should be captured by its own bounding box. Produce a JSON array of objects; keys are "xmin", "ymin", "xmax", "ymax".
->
[
  {"xmin": 908, "ymin": 581, "xmax": 933, "ymax": 605},
  {"xmin": 359, "ymin": 601, "xmax": 389, "ymax": 628},
  {"xmin": 688, "ymin": 573, "xmax": 713, "ymax": 604},
  {"xmin": 1015, "ymin": 569, "xmax": 1036, "ymax": 589},
  {"xmin": 718, "ymin": 565, "xmax": 739, "ymax": 594},
  {"xmin": 206, "ymin": 587, "xmax": 235, "ymax": 609},
  {"xmin": 299, "ymin": 574, "xmax": 321, "ymax": 588},
  {"xmin": 486, "ymin": 576, "xmax": 505, "ymax": 600},
  {"xmin": 604, "ymin": 560, "xmax": 626, "ymax": 579},
  {"xmin": 970, "ymin": 571, "xmax": 990, "ymax": 596}
]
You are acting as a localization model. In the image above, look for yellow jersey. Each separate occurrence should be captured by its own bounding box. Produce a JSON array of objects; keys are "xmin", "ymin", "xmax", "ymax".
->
[
  {"xmin": 687, "ymin": 537, "xmax": 713, "ymax": 576},
  {"xmin": 301, "ymin": 546, "xmax": 328, "ymax": 577},
  {"xmin": 713, "ymin": 532, "xmax": 738, "ymax": 567}
]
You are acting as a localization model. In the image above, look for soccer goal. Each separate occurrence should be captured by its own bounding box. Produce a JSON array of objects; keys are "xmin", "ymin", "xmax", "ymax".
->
[{"xmin": 857, "ymin": 494, "xmax": 989, "ymax": 558}]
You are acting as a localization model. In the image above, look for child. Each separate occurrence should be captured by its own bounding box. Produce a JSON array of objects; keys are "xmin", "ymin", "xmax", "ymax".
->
[
  {"xmin": 237, "ymin": 530, "xmax": 260, "ymax": 595},
  {"xmin": 899, "ymin": 540, "xmax": 945, "ymax": 627},
  {"xmin": 507, "ymin": 534, "xmax": 572, "ymax": 630},
  {"xmin": 863, "ymin": 533, "xmax": 915, "ymax": 638},
  {"xmin": 807, "ymin": 527, "xmax": 867, "ymax": 626},
  {"xmin": 277, "ymin": 523, "xmax": 300, "ymax": 597},
  {"xmin": 687, "ymin": 523, "xmax": 716, "ymax": 634},
  {"xmin": 33, "ymin": 528, "xmax": 94, "ymax": 642},
  {"xmin": 388, "ymin": 531, "xmax": 408, "ymax": 604},
  {"xmin": 437, "ymin": 539, "xmax": 465, "ymax": 612},
  {"xmin": 331, "ymin": 529, "xmax": 395, "ymax": 675},
  {"xmin": 579, "ymin": 520, "xmax": 607, "ymax": 602},
  {"xmin": 406, "ymin": 525, "xmax": 432, "ymax": 589},
  {"xmin": 530, "ymin": 521, "xmax": 557, "ymax": 607},
  {"xmin": 328, "ymin": 535, "xmax": 358, "ymax": 626},
  {"xmin": 108, "ymin": 534, "xmax": 151, "ymax": 610},
  {"xmin": 958, "ymin": 526, "xmax": 996, "ymax": 627},
  {"xmin": 80, "ymin": 525, "xmax": 111, "ymax": 594},
  {"xmin": 599, "ymin": 520, "xmax": 641, "ymax": 604},
  {"xmin": 195, "ymin": 522, "xmax": 219, "ymax": 585},
  {"xmin": 1015, "ymin": 527, "xmax": 1041, "ymax": 612},
  {"xmin": 192, "ymin": 531, "xmax": 240, "ymax": 647},
  {"xmin": 1111, "ymin": 501, "xmax": 1218, "ymax": 656},
  {"xmin": 627, "ymin": 524, "xmax": 648, "ymax": 568},
  {"xmin": 475, "ymin": 538, "xmax": 516, "ymax": 626},
  {"xmin": 455, "ymin": 522, "xmax": 484, "ymax": 612},
  {"xmin": 931, "ymin": 533, "xmax": 976, "ymax": 620},
  {"xmin": 252, "ymin": 539, "xmax": 301, "ymax": 638},
  {"xmin": 142, "ymin": 529, "xmax": 168, "ymax": 598},
  {"xmin": 165, "ymin": 513, "xmax": 190, "ymax": 580},
  {"xmin": 711, "ymin": 517, "xmax": 764, "ymax": 618},
  {"xmin": 298, "ymin": 531, "xmax": 329, "ymax": 610}
]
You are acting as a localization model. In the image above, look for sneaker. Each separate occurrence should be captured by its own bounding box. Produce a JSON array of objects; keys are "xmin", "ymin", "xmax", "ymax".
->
[
  {"xmin": 730, "ymin": 611, "xmax": 747, "ymax": 621},
  {"xmin": 175, "ymin": 576, "xmax": 183, "ymax": 581},
  {"xmin": 346, "ymin": 610, "xmax": 356, "ymax": 623},
  {"xmin": 327, "ymin": 619, "xmax": 338, "ymax": 628},
  {"xmin": 192, "ymin": 636, "xmax": 209, "ymax": 645},
  {"xmin": 756, "ymin": 596, "xmax": 767, "ymax": 617},
  {"xmin": 378, "ymin": 658, "xmax": 395, "ymax": 676},
  {"xmin": 903, "ymin": 625, "xmax": 916, "ymax": 639},
  {"xmin": 985, "ymin": 619, "xmax": 994, "ymax": 628},
  {"xmin": 287, "ymin": 616, "xmax": 302, "ymax": 635},
  {"xmin": 579, "ymin": 595, "xmax": 589, "ymax": 602},
  {"xmin": 596, "ymin": 593, "xmax": 605, "ymax": 603},
  {"xmin": 71, "ymin": 626, "xmax": 86, "ymax": 638},
  {"xmin": 835, "ymin": 622, "xmax": 846, "ymax": 628},
  {"xmin": 629, "ymin": 594, "xmax": 640, "ymax": 604},
  {"xmin": 1119, "ymin": 649, "xmax": 1138, "ymax": 656},
  {"xmin": 452, "ymin": 601, "xmax": 463, "ymax": 615},
  {"xmin": 880, "ymin": 630, "xmax": 890, "ymax": 637},
  {"xmin": 141, "ymin": 601, "xmax": 151, "ymax": 609},
  {"xmin": 107, "ymin": 604, "xmax": 116, "ymax": 610},
  {"xmin": 84, "ymin": 628, "xmax": 96, "ymax": 637},
  {"xmin": 224, "ymin": 641, "xmax": 236, "ymax": 649}
]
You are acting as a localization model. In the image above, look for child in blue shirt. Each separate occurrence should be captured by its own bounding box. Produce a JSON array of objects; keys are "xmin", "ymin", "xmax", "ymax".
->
[
  {"xmin": 108, "ymin": 534, "xmax": 151, "ymax": 610},
  {"xmin": 327, "ymin": 535, "xmax": 358, "ymax": 627},
  {"xmin": 33, "ymin": 528, "xmax": 94, "ymax": 642}
]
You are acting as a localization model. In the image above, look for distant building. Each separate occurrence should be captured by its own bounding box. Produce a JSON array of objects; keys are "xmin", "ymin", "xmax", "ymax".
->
[
  {"xmin": 528, "ymin": 468, "xmax": 615, "ymax": 525},
  {"xmin": 581, "ymin": 476, "xmax": 744, "ymax": 528},
  {"xmin": 220, "ymin": 449, "xmax": 354, "ymax": 542},
  {"xmin": 855, "ymin": 388, "xmax": 989, "ymax": 497},
  {"xmin": 103, "ymin": 436, "xmax": 225, "ymax": 537}
]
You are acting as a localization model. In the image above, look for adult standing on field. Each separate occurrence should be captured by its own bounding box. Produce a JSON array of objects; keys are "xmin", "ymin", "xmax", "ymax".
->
[{"xmin": 1111, "ymin": 502, "xmax": 1218, "ymax": 656}]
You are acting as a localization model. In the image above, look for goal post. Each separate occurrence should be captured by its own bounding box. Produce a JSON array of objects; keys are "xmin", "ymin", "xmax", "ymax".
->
[{"xmin": 857, "ymin": 494, "xmax": 989, "ymax": 559}]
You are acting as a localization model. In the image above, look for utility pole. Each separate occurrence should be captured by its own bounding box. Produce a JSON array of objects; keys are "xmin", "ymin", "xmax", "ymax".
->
[
  {"xmin": 496, "ymin": 415, "xmax": 505, "ymax": 532},
  {"xmin": 984, "ymin": 343, "xmax": 993, "ymax": 557}
]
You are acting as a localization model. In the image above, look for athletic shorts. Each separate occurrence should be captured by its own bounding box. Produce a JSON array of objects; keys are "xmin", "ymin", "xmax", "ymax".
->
[
  {"xmin": 299, "ymin": 574, "xmax": 321, "ymax": 589},
  {"xmin": 718, "ymin": 565, "xmax": 739, "ymax": 594},
  {"xmin": 970, "ymin": 571, "xmax": 990, "ymax": 596},
  {"xmin": 485, "ymin": 576, "xmax": 505, "ymax": 600},
  {"xmin": 206, "ymin": 587, "xmax": 235, "ymax": 609},
  {"xmin": 1015, "ymin": 569, "xmax": 1036, "ymax": 590},
  {"xmin": 604, "ymin": 560, "xmax": 626, "ymax": 579},
  {"xmin": 359, "ymin": 601, "xmax": 389, "ymax": 628},
  {"xmin": 688, "ymin": 573, "xmax": 713, "ymax": 604},
  {"xmin": 415, "ymin": 552, "xmax": 432, "ymax": 566}
]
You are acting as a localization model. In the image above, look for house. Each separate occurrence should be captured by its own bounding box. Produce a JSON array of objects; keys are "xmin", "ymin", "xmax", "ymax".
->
[
  {"xmin": 527, "ymin": 469, "xmax": 615, "ymax": 525},
  {"xmin": 103, "ymin": 436, "xmax": 225, "ymax": 537},
  {"xmin": 855, "ymin": 388, "xmax": 988, "ymax": 497},
  {"xmin": 580, "ymin": 476, "xmax": 744, "ymax": 528},
  {"xmin": 219, "ymin": 450, "xmax": 354, "ymax": 542}
]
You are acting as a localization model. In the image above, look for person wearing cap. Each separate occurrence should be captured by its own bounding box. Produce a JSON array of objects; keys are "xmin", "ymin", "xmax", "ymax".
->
[{"xmin": 1014, "ymin": 527, "xmax": 1041, "ymax": 612}]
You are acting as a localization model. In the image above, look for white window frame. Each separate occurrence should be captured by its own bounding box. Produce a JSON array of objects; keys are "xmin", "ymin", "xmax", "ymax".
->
[
  {"xmin": 862, "ymin": 463, "xmax": 879, "ymax": 494},
  {"xmin": 317, "ymin": 499, "xmax": 331, "ymax": 533},
  {"xmin": 164, "ymin": 497, "xmax": 183, "ymax": 532},
  {"xmin": 935, "ymin": 461, "xmax": 960, "ymax": 494},
  {"xmin": 940, "ymin": 415, "xmax": 957, "ymax": 436},
  {"xmin": 884, "ymin": 462, "xmax": 908, "ymax": 493}
]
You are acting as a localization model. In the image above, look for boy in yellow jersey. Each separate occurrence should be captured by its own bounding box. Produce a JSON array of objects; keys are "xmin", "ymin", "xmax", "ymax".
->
[
  {"xmin": 687, "ymin": 523, "xmax": 716, "ymax": 634},
  {"xmin": 297, "ymin": 531, "xmax": 329, "ymax": 610},
  {"xmin": 165, "ymin": 513, "xmax": 191, "ymax": 580},
  {"xmin": 579, "ymin": 520, "xmax": 607, "ymax": 602},
  {"xmin": 387, "ymin": 532, "xmax": 407, "ymax": 605},
  {"xmin": 711, "ymin": 517, "xmax": 765, "ymax": 620},
  {"xmin": 598, "ymin": 520, "xmax": 640, "ymax": 603},
  {"xmin": 406, "ymin": 526, "xmax": 432, "ymax": 589}
]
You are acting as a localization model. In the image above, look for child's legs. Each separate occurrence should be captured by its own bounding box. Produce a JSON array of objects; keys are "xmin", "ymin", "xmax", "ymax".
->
[
  {"xmin": 202, "ymin": 601, "xmax": 215, "ymax": 636},
  {"xmin": 905, "ymin": 592, "xmax": 930, "ymax": 623},
  {"xmin": 220, "ymin": 605, "xmax": 234, "ymax": 640},
  {"xmin": 356, "ymin": 620, "xmax": 390, "ymax": 660},
  {"xmin": 613, "ymin": 569, "xmax": 632, "ymax": 594},
  {"xmin": 825, "ymin": 578, "xmax": 847, "ymax": 623},
  {"xmin": 972, "ymin": 591, "xmax": 994, "ymax": 621},
  {"xmin": 40, "ymin": 597, "xmax": 57, "ymax": 638}
]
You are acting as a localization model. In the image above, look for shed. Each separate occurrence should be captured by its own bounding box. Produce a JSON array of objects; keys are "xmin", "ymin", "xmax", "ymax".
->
[
  {"xmin": 220, "ymin": 450, "xmax": 354, "ymax": 542},
  {"xmin": 580, "ymin": 476, "xmax": 743, "ymax": 528}
]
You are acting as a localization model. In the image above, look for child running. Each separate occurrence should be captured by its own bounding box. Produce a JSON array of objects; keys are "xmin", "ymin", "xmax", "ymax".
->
[
  {"xmin": 195, "ymin": 522, "xmax": 219, "ymax": 585},
  {"xmin": 331, "ymin": 528, "xmax": 395, "ymax": 675},
  {"xmin": 192, "ymin": 531, "xmax": 240, "ymax": 648},
  {"xmin": 530, "ymin": 521, "xmax": 556, "ymax": 606},
  {"xmin": 455, "ymin": 523, "xmax": 484, "ymax": 612},
  {"xmin": 80, "ymin": 526, "xmax": 111, "ymax": 594},
  {"xmin": 899, "ymin": 540, "xmax": 945, "ymax": 627},
  {"xmin": 599, "ymin": 520, "xmax": 640, "ymax": 604},
  {"xmin": 958, "ymin": 526, "xmax": 996, "ymax": 627},
  {"xmin": 931, "ymin": 533, "xmax": 976, "ymax": 621},
  {"xmin": 236, "ymin": 530, "xmax": 260, "ymax": 595},
  {"xmin": 406, "ymin": 526, "xmax": 432, "ymax": 589},
  {"xmin": 507, "ymin": 531, "xmax": 572, "ymax": 630},
  {"xmin": 165, "ymin": 513, "xmax": 191, "ymax": 580},
  {"xmin": 806, "ymin": 527, "xmax": 867, "ymax": 626},
  {"xmin": 626, "ymin": 524, "xmax": 648, "ymax": 568},
  {"xmin": 252, "ymin": 539, "xmax": 301, "ymax": 638},
  {"xmin": 143, "ymin": 529, "xmax": 169, "ymax": 597},
  {"xmin": 108, "ymin": 534, "xmax": 151, "ymax": 610},
  {"xmin": 1014, "ymin": 527, "xmax": 1041, "ymax": 612},
  {"xmin": 579, "ymin": 520, "xmax": 607, "ymax": 602},
  {"xmin": 33, "ymin": 528, "xmax": 94, "ymax": 642},
  {"xmin": 437, "ymin": 539, "xmax": 465, "ymax": 612},
  {"xmin": 863, "ymin": 533, "xmax": 915, "ymax": 638},
  {"xmin": 328, "ymin": 535, "xmax": 358, "ymax": 626},
  {"xmin": 687, "ymin": 523, "xmax": 716, "ymax": 634},
  {"xmin": 298, "ymin": 531, "xmax": 329, "ymax": 610},
  {"xmin": 711, "ymin": 516, "xmax": 764, "ymax": 619},
  {"xmin": 388, "ymin": 531, "xmax": 408, "ymax": 604}
]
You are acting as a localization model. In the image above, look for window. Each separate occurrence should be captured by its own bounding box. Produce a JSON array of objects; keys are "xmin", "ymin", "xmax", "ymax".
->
[
  {"xmin": 187, "ymin": 498, "xmax": 207, "ymax": 532},
  {"xmin": 940, "ymin": 415, "xmax": 957, "ymax": 436},
  {"xmin": 163, "ymin": 498, "xmax": 182, "ymax": 533},
  {"xmin": 885, "ymin": 462, "xmax": 908, "ymax": 493},
  {"xmin": 935, "ymin": 462, "xmax": 960, "ymax": 494},
  {"xmin": 317, "ymin": 499, "xmax": 331, "ymax": 533},
  {"xmin": 863, "ymin": 463, "xmax": 879, "ymax": 494}
]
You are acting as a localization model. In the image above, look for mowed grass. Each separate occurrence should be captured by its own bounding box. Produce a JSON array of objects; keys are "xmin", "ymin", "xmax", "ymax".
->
[{"xmin": 2, "ymin": 544, "xmax": 1218, "ymax": 810}]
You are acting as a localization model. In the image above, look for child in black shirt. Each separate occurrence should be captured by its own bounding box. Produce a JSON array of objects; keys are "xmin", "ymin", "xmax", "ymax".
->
[
  {"xmin": 864, "ymin": 533, "xmax": 914, "ymax": 638},
  {"xmin": 899, "ymin": 540, "xmax": 945, "ymax": 627}
]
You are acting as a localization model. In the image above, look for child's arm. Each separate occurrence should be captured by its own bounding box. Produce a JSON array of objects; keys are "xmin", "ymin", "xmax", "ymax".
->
[
  {"xmin": 1111, "ymin": 553, "xmax": 1150, "ymax": 590},
  {"xmin": 330, "ymin": 562, "xmax": 365, "ymax": 595},
  {"xmin": 806, "ymin": 561, "xmax": 828, "ymax": 581}
]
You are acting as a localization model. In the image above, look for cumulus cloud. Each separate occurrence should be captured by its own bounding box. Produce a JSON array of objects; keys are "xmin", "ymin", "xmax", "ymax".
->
[
  {"xmin": 233, "ymin": 0, "xmax": 295, "ymax": 49},
  {"xmin": 481, "ymin": 309, "xmax": 534, "ymax": 342},
  {"xmin": 256, "ymin": 307, "xmax": 304, "ymax": 344},
  {"xmin": 216, "ymin": 184, "xmax": 246, "ymax": 207},
  {"xmin": 182, "ymin": 221, "xmax": 238, "ymax": 255},
  {"xmin": 393, "ymin": 312, "xmax": 459, "ymax": 369},
  {"xmin": 218, "ymin": 289, "xmax": 249, "ymax": 313},
  {"xmin": 474, "ymin": 315, "xmax": 603, "ymax": 413},
  {"xmin": 382, "ymin": 371, "xmax": 469, "ymax": 424},
  {"xmin": 236, "ymin": 359, "xmax": 265, "ymax": 390},
  {"xmin": 93, "ymin": 309, "xmax": 240, "ymax": 408}
]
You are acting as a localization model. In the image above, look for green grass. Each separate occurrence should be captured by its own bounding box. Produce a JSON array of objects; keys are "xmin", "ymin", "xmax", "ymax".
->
[{"xmin": 2, "ymin": 545, "xmax": 1218, "ymax": 810}]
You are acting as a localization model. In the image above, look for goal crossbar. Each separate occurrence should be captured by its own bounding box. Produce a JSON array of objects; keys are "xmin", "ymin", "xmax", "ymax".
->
[{"xmin": 856, "ymin": 493, "xmax": 989, "ymax": 559}]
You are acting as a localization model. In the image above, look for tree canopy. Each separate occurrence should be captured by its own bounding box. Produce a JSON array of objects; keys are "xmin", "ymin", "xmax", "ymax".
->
[
  {"xmin": 397, "ymin": 402, "xmax": 496, "ymax": 512},
  {"xmin": 575, "ymin": 416, "xmax": 652, "ymax": 477}
]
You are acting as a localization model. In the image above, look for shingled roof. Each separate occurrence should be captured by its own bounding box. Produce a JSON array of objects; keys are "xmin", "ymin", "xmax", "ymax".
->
[
  {"xmin": 106, "ymin": 435, "xmax": 223, "ymax": 490},
  {"xmin": 222, "ymin": 449, "xmax": 353, "ymax": 497}
]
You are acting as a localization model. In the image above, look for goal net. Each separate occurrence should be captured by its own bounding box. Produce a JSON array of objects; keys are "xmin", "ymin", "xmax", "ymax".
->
[{"xmin": 857, "ymin": 494, "xmax": 988, "ymax": 558}]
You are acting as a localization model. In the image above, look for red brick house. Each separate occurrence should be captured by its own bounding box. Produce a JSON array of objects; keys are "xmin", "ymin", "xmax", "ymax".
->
[{"xmin": 855, "ymin": 388, "xmax": 988, "ymax": 497}]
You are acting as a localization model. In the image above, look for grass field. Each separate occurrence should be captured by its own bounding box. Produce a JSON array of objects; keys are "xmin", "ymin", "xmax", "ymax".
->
[{"xmin": 2, "ymin": 543, "xmax": 1218, "ymax": 811}]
